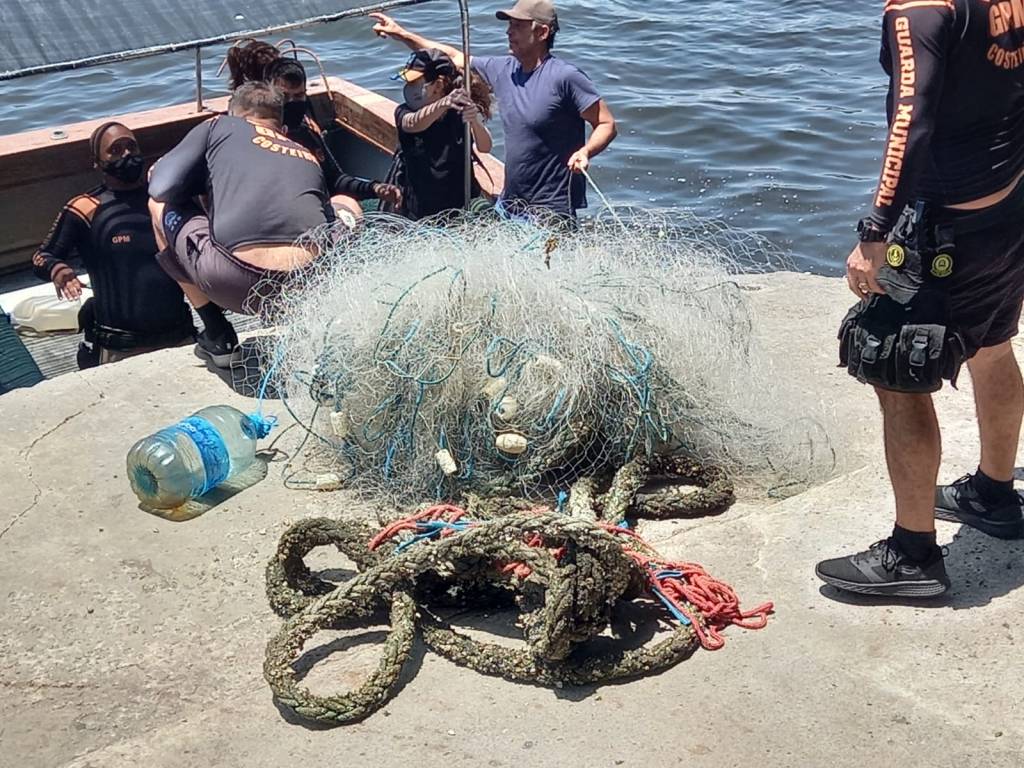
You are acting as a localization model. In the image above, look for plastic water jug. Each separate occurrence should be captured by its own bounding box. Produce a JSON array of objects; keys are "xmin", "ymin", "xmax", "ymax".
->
[
  {"xmin": 126, "ymin": 405, "xmax": 275, "ymax": 509},
  {"xmin": 11, "ymin": 292, "xmax": 92, "ymax": 332}
]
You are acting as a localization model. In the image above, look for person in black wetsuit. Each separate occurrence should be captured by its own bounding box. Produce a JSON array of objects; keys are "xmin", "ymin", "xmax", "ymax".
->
[
  {"xmin": 31, "ymin": 122, "xmax": 193, "ymax": 367},
  {"xmin": 265, "ymin": 58, "xmax": 402, "ymax": 224},
  {"xmin": 392, "ymin": 48, "xmax": 494, "ymax": 220},
  {"xmin": 817, "ymin": 0, "xmax": 1024, "ymax": 598},
  {"xmin": 148, "ymin": 82, "xmax": 333, "ymax": 366}
]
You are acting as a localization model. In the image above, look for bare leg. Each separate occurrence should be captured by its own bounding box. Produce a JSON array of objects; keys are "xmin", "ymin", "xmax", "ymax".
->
[
  {"xmin": 875, "ymin": 388, "xmax": 941, "ymax": 533},
  {"xmin": 148, "ymin": 198, "xmax": 170, "ymax": 252},
  {"xmin": 148, "ymin": 198, "xmax": 214, "ymax": 308},
  {"xmin": 179, "ymin": 282, "xmax": 213, "ymax": 309},
  {"xmin": 967, "ymin": 341, "xmax": 1024, "ymax": 482}
]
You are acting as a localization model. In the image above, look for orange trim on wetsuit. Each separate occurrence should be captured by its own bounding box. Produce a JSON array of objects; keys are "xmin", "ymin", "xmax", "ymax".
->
[{"xmin": 32, "ymin": 185, "xmax": 191, "ymax": 340}]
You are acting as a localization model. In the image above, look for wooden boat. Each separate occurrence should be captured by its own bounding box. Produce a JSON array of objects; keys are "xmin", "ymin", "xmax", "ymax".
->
[
  {"xmin": 0, "ymin": 0, "xmax": 501, "ymax": 385},
  {"xmin": 0, "ymin": 76, "xmax": 504, "ymax": 276}
]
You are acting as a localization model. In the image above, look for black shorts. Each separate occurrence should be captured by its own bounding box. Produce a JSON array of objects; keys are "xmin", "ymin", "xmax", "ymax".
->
[
  {"xmin": 155, "ymin": 203, "xmax": 289, "ymax": 316},
  {"xmin": 944, "ymin": 186, "xmax": 1024, "ymax": 355},
  {"xmin": 881, "ymin": 181, "xmax": 1024, "ymax": 358}
]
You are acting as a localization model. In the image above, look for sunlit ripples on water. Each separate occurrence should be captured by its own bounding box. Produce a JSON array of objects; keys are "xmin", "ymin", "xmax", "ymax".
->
[{"xmin": 3, "ymin": 0, "xmax": 891, "ymax": 272}]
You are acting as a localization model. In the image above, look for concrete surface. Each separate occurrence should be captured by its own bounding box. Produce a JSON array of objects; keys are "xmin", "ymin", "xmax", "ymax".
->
[{"xmin": 1, "ymin": 272, "xmax": 1021, "ymax": 768}]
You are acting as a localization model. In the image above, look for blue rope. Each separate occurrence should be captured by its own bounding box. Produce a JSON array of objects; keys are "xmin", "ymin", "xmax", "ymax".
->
[
  {"xmin": 393, "ymin": 519, "xmax": 474, "ymax": 554},
  {"xmin": 604, "ymin": 318, "xmax": 667, "ymax": 457},
  {"xmin": 650, "ymin": 587, "xmax": 693, "ymax": 626},
  {"xmin": 650, "ymin": 568, "xmax": 693, "ymax": 626},
  {"xmin": 244, "ymin": 342, "xmax": 282, "ymax": 440},
  {"xmin": 555, "ymin": 490, "xmax": 568, "ymax": 514}
]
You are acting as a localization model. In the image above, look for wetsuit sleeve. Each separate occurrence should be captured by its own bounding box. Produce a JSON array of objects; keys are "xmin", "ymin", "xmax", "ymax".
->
[
  {"xmin": 323, "ymin": 149, "xmax": 376, "ymax": 200},
  {"xmin": 562, "ymin": 66, "xmax": 601, "ymax": 115},
  {"xmin": 148, "ymin": 119, "xmax": 213, "ymax": 203},
  {"xmin": 31, "ymin": 203, "xmax": 89, "ymax": 282},
  {"xmin": 298, "ymin": 118, "xmax": 376, "ymax": 199},
  {"xmin": 868, "ymin": 1, "xmax": 955, "ymax": 231}
]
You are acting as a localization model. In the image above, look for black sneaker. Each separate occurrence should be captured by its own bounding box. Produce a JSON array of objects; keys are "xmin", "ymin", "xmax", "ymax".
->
[
  {"xmin": 935, "ymin": 475, "xmax": 1024, "ymax": 540},
  {"xmin": 194, "ymin": 328, "xmax": 239, "ymax": 369},
  {"xmin": 815, "ymin": 538, "xmax": 950, "ymax": 598}
]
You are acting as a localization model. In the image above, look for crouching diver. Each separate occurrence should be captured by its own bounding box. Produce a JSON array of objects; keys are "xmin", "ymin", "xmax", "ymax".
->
[
  {"xmin": 149, "ymin": 82, "xmax": 333, "ymax": 367},
  {"xmin": 32, "ymin": 122, "xmax": 193, "ymax": 367},
  {"xmin": 817, "ymin": 0, "xmax": 1024, "ymax": 598}
]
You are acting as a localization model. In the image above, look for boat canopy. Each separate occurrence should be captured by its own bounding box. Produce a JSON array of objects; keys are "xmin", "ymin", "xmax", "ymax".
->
[{"xmin": 0, "ymin": 0, "xmax": 438, "ymax": 80}]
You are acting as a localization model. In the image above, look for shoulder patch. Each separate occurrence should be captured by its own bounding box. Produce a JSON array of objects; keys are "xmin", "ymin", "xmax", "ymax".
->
[{"xmin": 65, "ymin": 194, "xmax": 100, "ymax": 224}]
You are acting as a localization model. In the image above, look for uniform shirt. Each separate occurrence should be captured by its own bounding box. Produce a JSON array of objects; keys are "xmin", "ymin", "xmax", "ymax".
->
[
  {"xmin": 149, "ymin": 115, "xmax": 333, "ymax": 250},
  {"xmin": 287, "ymin": 113, "xmax": 378, "ymax": 200},
  {"xmin": 869, "ymin": 0, "xmax": 1024, "ymax": 230},
  {"xmin": 472, "ymin": 55, "xmax": 601, "ymax": 217},
  {"xmin": 31, "ymin": 185, "xmax": 191, "ymax": 339},
  {"xmin": 395, "ymin": 103, "xmax": 480, "ymax": 219}
]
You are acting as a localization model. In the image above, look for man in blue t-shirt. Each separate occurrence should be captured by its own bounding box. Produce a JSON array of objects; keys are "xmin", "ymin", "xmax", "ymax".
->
[{"xmin": 372, "ymin": 0, "xmax": 617, "ymax": 220}]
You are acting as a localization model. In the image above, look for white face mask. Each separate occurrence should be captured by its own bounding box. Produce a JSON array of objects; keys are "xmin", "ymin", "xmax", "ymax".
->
[{"xmin": 404, "ymin": 81, "xmax": 429, "ymax": 110}]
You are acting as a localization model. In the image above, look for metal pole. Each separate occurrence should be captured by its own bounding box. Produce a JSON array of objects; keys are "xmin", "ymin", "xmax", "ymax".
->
[
  {"xmin": 2, "ymin": 0, "xmax": 441, "ymax": 81},
  {"xmin": 195, "ymin": 48, "xmax": 204, "ymax": 111},
  {"xmin": 458, "ymin": 0, "xmax": 473, "ymax": 209}
]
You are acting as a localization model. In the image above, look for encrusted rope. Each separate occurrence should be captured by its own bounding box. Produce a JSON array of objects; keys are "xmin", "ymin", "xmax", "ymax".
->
[{"xmin": 264, "ymin": 457, "xmax": 766, "ymax": 726}]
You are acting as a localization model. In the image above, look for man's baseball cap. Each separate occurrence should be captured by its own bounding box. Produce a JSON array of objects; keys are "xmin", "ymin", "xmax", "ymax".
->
[
  {"xmin": 393, "ymin": 48, "xmax": 457, "ymax": 84},
  {"xmin": 496, "ymin": 0, "xmax": 559, "ymax": 28}
]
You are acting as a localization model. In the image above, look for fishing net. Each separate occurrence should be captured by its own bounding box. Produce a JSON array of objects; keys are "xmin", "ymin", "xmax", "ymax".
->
[{"xmin": 260, "ymin": 207, "xmax": 835, "ymax": 505}]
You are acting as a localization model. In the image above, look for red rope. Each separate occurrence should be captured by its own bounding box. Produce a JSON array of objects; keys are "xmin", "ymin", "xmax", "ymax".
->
[
  {"xmin": 367, "ymin": 504, "xmax": 467, "ymax": 551},
  {"xmin": 598, "ymin": 523, "xmax": 773, "ymax": 650},
  {"xmin": 367, "ymin": 505, "xmax": 773, "ymax": 651}
]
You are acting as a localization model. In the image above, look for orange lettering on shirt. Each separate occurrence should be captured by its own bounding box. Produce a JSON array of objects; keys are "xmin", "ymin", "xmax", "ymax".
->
[
  {"xmin": 895, "ymin": 17, "xmax": 917, "ymax": 99},
  {"xmin": 875, "ymin": 103, "xmax": 915, "ymax": 208}
]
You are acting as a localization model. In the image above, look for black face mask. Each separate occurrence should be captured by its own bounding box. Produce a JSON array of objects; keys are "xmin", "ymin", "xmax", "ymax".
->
[
  {"xmin": 101, "ymin": 154, "xmax": 144, "ymax": 184},
  {"xmin": 282, "ymin": 100, "xmax": 309, "ymax": 131}
]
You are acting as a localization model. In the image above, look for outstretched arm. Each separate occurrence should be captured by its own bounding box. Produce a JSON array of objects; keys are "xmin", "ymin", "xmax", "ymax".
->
[
  {"xmin": 399, "ymin": 94, "xmax": 460, "ymax": 134},
  {"xmin": 370, "ymin": 13, "xmax": 466, "ymax": 67},
  {"xmin": 399, "ymin": 93, "xmax": 493, "ymax": 154},
  {"xmin": 31, "ymin": 204, "xmax": 89, "ymax": 299}
]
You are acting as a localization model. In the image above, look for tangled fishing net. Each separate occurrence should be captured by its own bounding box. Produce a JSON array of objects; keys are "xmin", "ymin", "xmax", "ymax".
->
[{"xmin": 262, "ymin": 207, "xmax": 834, "ymax": 506}]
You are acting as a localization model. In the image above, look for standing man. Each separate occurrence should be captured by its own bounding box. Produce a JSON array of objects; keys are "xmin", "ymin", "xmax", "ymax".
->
[
  {"xmin": 817, "ymin": 0, "xmax": 1024, "ymax": 598},
  {"xmin": 32, "ymin": 122, "xmax": 193, "ymax": 366},
  {"xmin": 371, "ymin": 0, "xmax": 617, "ymax": 222}
]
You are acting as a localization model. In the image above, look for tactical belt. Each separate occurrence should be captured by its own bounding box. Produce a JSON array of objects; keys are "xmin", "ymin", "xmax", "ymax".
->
[
  {"xmin": 838, "ymin": 202, "xmax": 967, "ymax": 393},
  {"xmin": 93, "ymin": 321, "xmax": 194, "ymax": 351}
]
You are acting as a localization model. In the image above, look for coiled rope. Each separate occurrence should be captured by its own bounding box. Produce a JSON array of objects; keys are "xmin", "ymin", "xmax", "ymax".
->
[{"xmin": 263, "ymin": 456, "xmax": 770, "ymax": 726}]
